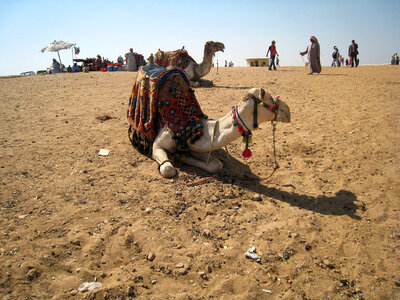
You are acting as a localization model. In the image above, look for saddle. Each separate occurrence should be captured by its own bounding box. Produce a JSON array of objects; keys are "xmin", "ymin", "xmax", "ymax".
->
[
  {"xmin": 155, "ymin": 49, "xmax": 193, "ymax": 69},
  {"xmin": 127, "ymin": 65, "xmax": 207, "ymax": 156}
]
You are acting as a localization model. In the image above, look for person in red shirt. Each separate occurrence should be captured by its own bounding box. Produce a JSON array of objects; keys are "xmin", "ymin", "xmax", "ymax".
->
[{"xmin": 267, "ymin": 40, "xmax": 279, "ymax": 70}]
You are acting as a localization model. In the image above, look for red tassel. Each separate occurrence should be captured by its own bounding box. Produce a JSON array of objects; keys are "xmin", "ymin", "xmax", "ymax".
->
[
  {"xmin": 242, "ymin": 148, "xmax": 252, "ymax": 158},
  {"xmin": 238, "ymin": 126, "xmax": 243, "ymax": 133}
]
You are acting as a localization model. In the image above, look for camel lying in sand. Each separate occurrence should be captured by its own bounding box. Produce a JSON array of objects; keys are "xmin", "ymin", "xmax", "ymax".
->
[
  {"xmin": 127, "ymin": 66, "xmax": 290, "ymax": 178},
  {"xmin": 155, "ymin": 41, "xmax": 225, "ymax": 86},
  {"xmin": 153, "ymin": 88, "xmax": 290, "ymax": 178}
]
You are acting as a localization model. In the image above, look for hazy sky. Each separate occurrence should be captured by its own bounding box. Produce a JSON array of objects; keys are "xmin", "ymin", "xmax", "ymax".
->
[{"xmin": 0, "ymin": 0, "xmax": 399, "ymax": 76}]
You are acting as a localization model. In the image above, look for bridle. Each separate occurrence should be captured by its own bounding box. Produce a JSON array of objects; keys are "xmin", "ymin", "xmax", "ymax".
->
[
  {"xmin": 247, "ymin": 92, "xmax": 280, "ymax": 126},
  {"xmin": 232, "ymin": 91, "xmax": 281, "ymax": 180},
  {"xmin": 204, "ymin": 90, "xmax": 282, "ymax": 183}
]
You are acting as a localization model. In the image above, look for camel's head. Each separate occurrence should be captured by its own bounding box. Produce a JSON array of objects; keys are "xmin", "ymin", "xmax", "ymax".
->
[
  {"xmin": 247, "ymin": 88, "xmax": 291, "ymax": 123},
  {"xmin": 205, "ymin": 41, "xmax": 225, "ymax": 54}
]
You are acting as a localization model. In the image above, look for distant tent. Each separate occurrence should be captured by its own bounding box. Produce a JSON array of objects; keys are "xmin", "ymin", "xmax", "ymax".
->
[{"xmin": 41, "ymin": 40, "xmax": 76, "ymax": 68}]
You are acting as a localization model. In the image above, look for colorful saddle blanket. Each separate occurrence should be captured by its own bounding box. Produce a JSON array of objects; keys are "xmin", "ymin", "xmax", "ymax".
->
[
  {"xmin": 155, "ymin": 49, "xmax": 193, "ymax": 69},
  {"xmin": 127, "ymin": 65, "xmax": 207, "ymax": 155}
]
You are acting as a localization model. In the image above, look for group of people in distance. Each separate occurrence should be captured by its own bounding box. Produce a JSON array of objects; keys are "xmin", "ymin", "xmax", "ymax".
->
[
  {"xmin": 331, "ymin": 40, "xmax": 359, "ymax": 68},
  {"xmin": 48, "ymin": 48, "xmax": 146, "ymax": 74},
  {"xmin": 266, "ymin": 37, "xmax": 360, "ymax": 75}
]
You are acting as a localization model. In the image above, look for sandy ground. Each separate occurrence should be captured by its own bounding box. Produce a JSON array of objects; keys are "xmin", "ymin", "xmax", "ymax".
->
[{"xmin": 0, "ymin": 65, "xmax": 399, "ymax": 299}]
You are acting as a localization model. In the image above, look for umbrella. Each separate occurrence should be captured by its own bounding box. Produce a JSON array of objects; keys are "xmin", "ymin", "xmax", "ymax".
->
[{"xmin": 41, "ymin": 40, "xmax": 76, "ymax": 68}]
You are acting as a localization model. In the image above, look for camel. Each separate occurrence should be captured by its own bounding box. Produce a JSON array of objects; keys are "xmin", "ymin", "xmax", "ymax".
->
[
  {"xmin": 151, "ymin": 88, "xmax": 291, "ymax": 178},
  {"xmin": 155, "ymin": 41, "xmax": 225, "ymax": 86}
]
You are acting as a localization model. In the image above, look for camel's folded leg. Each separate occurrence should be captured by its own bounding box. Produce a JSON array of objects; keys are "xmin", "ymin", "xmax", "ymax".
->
[
  {"xmin": 190, "ymin": 81, "xmax": 200, "ymax": 88},
  {"xmin": 152, "ymin": 146, "xmax": 176, "ymax": 178},
  {"xmin": 177, "ymin": 152, "xmax": 223, "ymax": 174},
  {"xmin": 152, "ymin": 127, "xmax": 177, "ymax": 178}
]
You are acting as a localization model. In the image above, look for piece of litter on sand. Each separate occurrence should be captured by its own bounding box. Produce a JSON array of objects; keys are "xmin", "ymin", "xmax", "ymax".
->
[
  {"xmin": 96, "ymin": 115, "xmax": 113, "ymax": 121},
  {"xmin": 244, "ymin": 246, "xmax": 261, "ymax": 262},
  {"xmin": 78, "ymin": 281, "xmax": 102, "ymax": 292},
  {"xmin": 262, "ymin": 289, "xmax": 272, "ymax": 294},
  {"xmin": 98, "ymin": 149, "xmax": 110, "ymax": 156}
]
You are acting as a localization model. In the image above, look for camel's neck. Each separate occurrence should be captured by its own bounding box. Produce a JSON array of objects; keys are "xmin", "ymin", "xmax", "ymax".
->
[
  {"xmin": 211, "ymin": 100, "xmax": 255, "ymax": 149},
  {"xmin": 198, "ymin": 47, "xmax": 215, "ymax": 78}
]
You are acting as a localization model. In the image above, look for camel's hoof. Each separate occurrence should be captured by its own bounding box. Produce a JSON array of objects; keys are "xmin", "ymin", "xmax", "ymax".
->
[
  {"xmin": 207, "ymin": 159, "xmax": 223, "ymax": 173},
  {"xmin": 191, "ymin": 81, "xmax": 200, "ymax": 88},
  {"xmin": 159, "ymin": 162, "xmax": 177, "ymax": 178}
]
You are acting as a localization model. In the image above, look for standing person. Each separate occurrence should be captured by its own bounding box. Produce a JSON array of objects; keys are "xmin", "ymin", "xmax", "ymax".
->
[
  {"xmin": 125, "ymin": 48, "xmax": 137, "ymax": 71},
  {"xmin": 300, "ymin": 36, "xmax": 321, "ymax": 74},
  {"xmin": 332, "ymin": 46, "xmax": 340, "ymax": 67},
  {"xmin": 266, "ymin": 40, "xmax": 279, "ymax": 71},
  {"xmin": 95, "ymin": 55, "xmax": 103, "ymax": 71},
  {"xmin": 348, "ymin": 40, "xmax": 359, "ymax": 67}
]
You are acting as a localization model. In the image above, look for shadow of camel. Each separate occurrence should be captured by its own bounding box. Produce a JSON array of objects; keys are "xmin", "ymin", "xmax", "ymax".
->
[{"xmin": 176, "ymin": 149, "xmax": 361, "ymax": 220}]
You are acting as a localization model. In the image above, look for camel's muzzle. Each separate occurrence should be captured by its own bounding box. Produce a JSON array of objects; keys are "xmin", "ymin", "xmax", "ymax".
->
[
  {"xmin": 248, "ymin": 93, "xmax": 290, "ymax": 123},
  {"xmin": 276, "ymin": 100, "xmax": 291, "ymax": 123}
]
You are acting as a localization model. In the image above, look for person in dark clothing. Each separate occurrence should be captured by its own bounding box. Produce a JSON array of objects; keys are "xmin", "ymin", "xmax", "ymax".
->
[
  {"xmin": 348, "ymin": 40, "xmax": 359, "ymax": 67},
  {"xmin": 95, "ymin": 55, "xmax": 103, "ymax": 71}
]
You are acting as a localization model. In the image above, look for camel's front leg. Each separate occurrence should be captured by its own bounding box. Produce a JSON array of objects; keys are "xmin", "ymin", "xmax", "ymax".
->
[
  {"xmin": 177, "ymin": 152, "xmax": 223, "ymax": 174},
  {"xmin": 152, "ymin": 128, "xmax": 177, "ymax": 178},
  {"xmin": 152, "ymin": 147, "xmax": 176, "ymax": 178}
]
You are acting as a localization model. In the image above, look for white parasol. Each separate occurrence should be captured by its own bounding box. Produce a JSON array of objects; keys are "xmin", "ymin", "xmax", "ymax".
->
[{"xmin": 41, "ymin": 40, "xmax": 76, "ymax": 68}]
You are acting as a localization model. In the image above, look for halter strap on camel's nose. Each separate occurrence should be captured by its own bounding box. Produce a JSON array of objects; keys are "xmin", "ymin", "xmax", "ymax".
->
[{"xmin": 247, "ymin": 92, "xmax": 279, "ymax": 127}]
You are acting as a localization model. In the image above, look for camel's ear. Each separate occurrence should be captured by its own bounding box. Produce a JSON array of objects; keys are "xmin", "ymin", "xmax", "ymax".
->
[{"xmin": 260, "ymin": 88, "xmax": 266, "ymax": 100}]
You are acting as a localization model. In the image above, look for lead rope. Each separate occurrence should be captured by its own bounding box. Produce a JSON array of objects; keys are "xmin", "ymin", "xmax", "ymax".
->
[
  {"xmin": 209, "ymin": 52, "xmax": 219, "ymax": 82},
  {"xmin": 260, "ymin": 121, "xmax": 280, "ymax": 181},
  {"xmin": 301, "ymin": 52, "xmax": 309, "ymax": 74}
]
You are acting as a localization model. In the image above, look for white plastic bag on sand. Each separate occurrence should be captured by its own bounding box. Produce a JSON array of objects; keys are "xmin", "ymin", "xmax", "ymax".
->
[
  {"xmin": 98, "ymin": 149, "xmax": 110, "ymax": 156},
  {"xmin": 244, "ymin": 246, "xmax": 261, "ymax": 262},
  {"xmin": 78, "ymin": 281, "xmax": 102, "ymax": 292}
]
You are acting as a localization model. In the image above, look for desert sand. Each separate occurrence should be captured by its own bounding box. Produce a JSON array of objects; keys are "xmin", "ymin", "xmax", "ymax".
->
[{"xmin": 0, "ymin": 65, "xmax": 399, "ymax": 299}]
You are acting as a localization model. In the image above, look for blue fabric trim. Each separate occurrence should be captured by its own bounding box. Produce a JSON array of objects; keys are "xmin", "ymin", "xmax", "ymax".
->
[
  {"xmin": 158, "ymin": 69, "xmax": 190, "ymax": 87},
  {"xmin": 235, "ymin": 106, "xmax": 251, "ymax": 133},
  {"xmin": 140, "ymin": 65, "xmax": 190, "ymax": 86}
]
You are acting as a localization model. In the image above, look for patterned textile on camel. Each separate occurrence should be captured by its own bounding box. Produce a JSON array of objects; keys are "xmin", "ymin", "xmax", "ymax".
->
[
  {"xmin": 127, "ymin": 65, "xmax": 207, "ymax": 156},
  {"xmin": 155, "ymin": 49, "xmax": 193, "ymax": 69}
]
